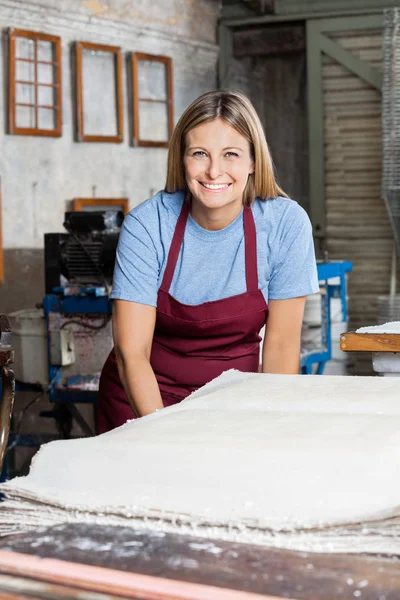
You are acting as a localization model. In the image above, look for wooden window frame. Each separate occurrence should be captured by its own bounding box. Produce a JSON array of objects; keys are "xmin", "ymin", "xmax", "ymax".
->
[
  {"xmin": 8, "ymin": 28, "xmax": 62, "ymax": 137},
  {"xmin": 73, "ymin": 198, "xmax": 129, "ymax": 215},
  {"xmin": 76, "ymin": 42, "xmax": 124, "ymax": 143},
  {"xmin": 132, "ymin": 53, "xmax": 174, "ymax": 148}
]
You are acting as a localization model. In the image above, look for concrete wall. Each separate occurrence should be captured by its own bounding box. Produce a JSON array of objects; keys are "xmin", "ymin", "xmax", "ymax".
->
[{"xmin": 0, "ymin": 0, "xmax": 220, "ymax": 313}]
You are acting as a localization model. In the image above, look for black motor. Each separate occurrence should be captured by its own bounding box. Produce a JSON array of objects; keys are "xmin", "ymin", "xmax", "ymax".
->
[{"xmin": 44, "ymin": 211, "xmax": 124, "ymax": 292}]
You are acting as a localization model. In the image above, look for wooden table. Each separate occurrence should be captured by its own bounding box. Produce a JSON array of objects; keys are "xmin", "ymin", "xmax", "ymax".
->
[
  {"xmin": 340, "ymin": 331, "xmax": 400, "ymax": 353},
  {"xmin": 340, "ymin": 330, "xmax": 400, "ymax": 374},
  {"xmin": 0, "ymin": 523, "xmax": 399, "ymax": 599}
]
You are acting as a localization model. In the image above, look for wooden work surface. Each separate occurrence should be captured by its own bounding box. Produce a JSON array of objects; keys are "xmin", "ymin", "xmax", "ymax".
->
[
  {"xmin": 340, "ymin": 331, "xmax": 400, "ymax": 353},
  {"xmin": 0, "ymin": 523, "xmax": 399, "ymax": 599}
]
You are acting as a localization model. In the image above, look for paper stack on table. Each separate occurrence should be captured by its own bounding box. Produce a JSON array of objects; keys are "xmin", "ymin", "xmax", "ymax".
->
[{"xmin": 1, "ymin": 370, "xmax": 400, "ymax": 555}]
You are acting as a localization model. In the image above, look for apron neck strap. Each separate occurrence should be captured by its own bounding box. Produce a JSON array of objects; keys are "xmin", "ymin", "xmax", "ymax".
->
[
  {"xmin": 161, "ymin": 201, "xmax": 259, "ymax": 293},
  {"xmin": 160, "ymin": 201, "xmax": 190, "ymax": 291},
  {"xmin": 243, "ymin": 205, "xmax": 258, "ymax": 293}
]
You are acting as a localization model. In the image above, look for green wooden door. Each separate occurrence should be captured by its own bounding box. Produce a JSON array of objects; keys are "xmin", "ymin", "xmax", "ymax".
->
[{"xmin": 307, "ymin": 14, "xmax": 395, "ymax": 374}]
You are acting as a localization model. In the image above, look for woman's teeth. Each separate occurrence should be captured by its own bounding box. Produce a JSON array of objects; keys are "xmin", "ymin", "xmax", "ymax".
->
[{"xmin": 201, "ymin": 183, "xmax": 230, "ymax": 190}]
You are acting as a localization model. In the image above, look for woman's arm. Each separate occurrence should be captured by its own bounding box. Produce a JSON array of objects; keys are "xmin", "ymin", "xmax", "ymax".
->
[
  {"xmin": 261, "ymin": 297, "xmax": 306, "ymax": 374},
  {"xmin": 112, "ymin": 299, "xmax": 164, "ymax": 417}
]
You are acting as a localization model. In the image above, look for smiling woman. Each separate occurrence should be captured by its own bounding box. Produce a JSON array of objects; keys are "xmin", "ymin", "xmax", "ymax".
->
[
  {"xmin": 96, "ymin": 90, "xmax": 319, "ymax": 434},
  {"xmin": 183, "ymin": 119, "xmax": 255, "ymax": 229}
]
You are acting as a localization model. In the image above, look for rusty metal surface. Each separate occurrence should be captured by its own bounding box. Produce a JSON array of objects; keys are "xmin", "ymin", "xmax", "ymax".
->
[
  {"xmin": 0, "ymin": 523, "xmax": 400, "ymax": 599},
  {"xmin": 0, "ymin": 315, "xmax": 15, "ymax": 472},
  {"xmin": 0, "ymin": 351, "xmax": 14, "ymax": 367},
  {"xmin": 0, "ymin": 366, "xmax": 15, "ymax": 470},
  {"xmin": 0, "ymin": 315, "xmax": 12, "ymax": 349},
  {"xmin": 0, "ymin": 315, "xmax": 13, "ymax": 367}
]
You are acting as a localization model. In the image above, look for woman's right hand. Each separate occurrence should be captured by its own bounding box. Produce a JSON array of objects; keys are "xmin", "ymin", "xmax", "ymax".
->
[{"xmin": 112, "ymin": 299, "xmax": 164, "ymax": 416}]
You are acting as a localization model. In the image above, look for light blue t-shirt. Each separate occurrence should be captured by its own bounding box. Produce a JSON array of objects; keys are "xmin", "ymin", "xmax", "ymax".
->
[{"xmin": 110, "ymin": 190, "xmax": 319, "ymax": 306}]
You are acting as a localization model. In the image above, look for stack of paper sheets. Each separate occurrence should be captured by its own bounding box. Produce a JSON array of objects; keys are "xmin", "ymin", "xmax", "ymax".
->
[{"xmin": 1, "ymin": 370, "xmax": 400, "ymax": 554}]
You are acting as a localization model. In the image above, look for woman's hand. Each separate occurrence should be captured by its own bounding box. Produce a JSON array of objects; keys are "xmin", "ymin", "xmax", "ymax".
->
[
  {"xmin": 112, "ymin": 299, "xmax": 164, "ymax": 416},
  {"xmin": 261, "ymin": 297, "xmax": 307, "ymax": 374}
]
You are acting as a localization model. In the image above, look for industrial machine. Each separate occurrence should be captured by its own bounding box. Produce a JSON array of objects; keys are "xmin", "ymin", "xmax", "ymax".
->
[{"xmin": 40, "ymin": 210, "xmax": 124, "ymax": 437}]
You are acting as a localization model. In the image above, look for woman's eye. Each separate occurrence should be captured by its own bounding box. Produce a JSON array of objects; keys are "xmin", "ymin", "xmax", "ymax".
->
[
  {"xmin": 193, "ymin": 151, "xmax": 206, "ymax": 157},
  {"xmin": 225, "ymin": 151, "xmax": 238, "ymax": 157}
]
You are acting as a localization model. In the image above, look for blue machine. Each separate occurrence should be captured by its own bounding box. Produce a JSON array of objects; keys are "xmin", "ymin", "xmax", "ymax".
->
[{"xmin": 300, "ymin": 260, "xmax": 353, "ymax": 375}]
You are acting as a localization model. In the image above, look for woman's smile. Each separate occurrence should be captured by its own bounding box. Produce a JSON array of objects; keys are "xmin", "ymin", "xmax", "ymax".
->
[{"xmin": 199, "ymin": 182, "xmax": 232, "ymax": 192}]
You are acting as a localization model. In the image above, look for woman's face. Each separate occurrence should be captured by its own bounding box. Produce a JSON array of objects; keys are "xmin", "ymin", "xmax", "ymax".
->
[{"xmin": 183, "ymin": 118, "xmax": 254, "ymax": 215}]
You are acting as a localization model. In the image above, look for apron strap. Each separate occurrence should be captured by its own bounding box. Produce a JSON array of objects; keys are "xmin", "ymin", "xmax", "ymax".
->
[
  {"xmin": 244, "ymin": 206, "xmax": 259, "ymax": 293},
  {"xmin": 160, "ymin": 201, "xmax": 190, "ymax": 292},
  {"xmin": 161, "ymin": 201, "xmax": 259, "ymax": 294}
]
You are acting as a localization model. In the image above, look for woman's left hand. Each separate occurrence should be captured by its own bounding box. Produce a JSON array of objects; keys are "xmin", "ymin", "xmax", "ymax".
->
[{"xmin": 261, "ymin": 296, "xmax": 307, "ymax": 374}]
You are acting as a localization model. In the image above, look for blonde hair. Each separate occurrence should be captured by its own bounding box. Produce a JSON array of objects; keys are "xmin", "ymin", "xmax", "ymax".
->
[{"xmin": 165, "ymin": 90, "xmax": 287, "ymax": 205}]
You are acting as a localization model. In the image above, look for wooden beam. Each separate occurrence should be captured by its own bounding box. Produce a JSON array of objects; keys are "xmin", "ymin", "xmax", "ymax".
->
[
  {"xmin": 319, "ymin": 32, "xmax": 382, "ymax": 91},
  {"xmin": 233, "ymin": 23, "xmax": 305, "ymax": 57},
  {"xmin": 306, "ymin": 20, "xmax": 325, "ymax": 242},
  {"xmin": 218, "ymin": 23, "xmax": 233, "ymax": 88},
  {"xmin": 222, "ymin": 9, "xmax": 384, "ymax": 28},
  {"xmin": 242, "ymin": 0, "xmax": 275, "ymax": 14}
]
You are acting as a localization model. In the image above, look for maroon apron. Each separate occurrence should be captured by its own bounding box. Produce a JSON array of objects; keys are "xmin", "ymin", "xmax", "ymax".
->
[{"xmin": 97, "ymin": 202, "xmax": 268, "ymax": 434}]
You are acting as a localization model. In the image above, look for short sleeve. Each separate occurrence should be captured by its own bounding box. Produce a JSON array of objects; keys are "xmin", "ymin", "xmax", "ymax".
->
[
  {"xmin": 110, "ymin": 211, "xmax": 159, "ymax": 306},
  {"xmin": 268, "ymin": 203, "xmax": 319, "ymax": 300}
]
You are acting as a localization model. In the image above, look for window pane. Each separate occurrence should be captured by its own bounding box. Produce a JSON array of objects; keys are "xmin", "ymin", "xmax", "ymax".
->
[
  {"xmin": 38, "ymin": 107, "xmax": 56, "ymax": 130},
  {"xmin": 139, "ymin": 100, "xmax": 169, "ymax": 142},
  {"xmin": 82, "ymin": 48, "xmax": 118, "ymax": 136},
  {"xmin": 38, "ymin": 85, "xmax": 55, "ymax": 107},
  {"xmin": 15, "ymin": 105, "xmax": 35, "ymax": 128},
  {"xmin": 37, "ymin": 40, "xmax": 54, "ymax": 62},
  {"xmin": 16, "ymin": 83, "xmax": 35, "ymax": 105},
  {"xmin": 138, "ymin": 60, "xmax": 167, "ymax": 101},
  {"xmin": 37, "ymin": 63, "xmax": 55, "ymax": 84},
  {"xmin": 15, "ymin": 37, "xmax": 34, "ymax": 60},
  {"xmin": 16, "ymin": 59, "xmax": 35, "ymax": 82}
]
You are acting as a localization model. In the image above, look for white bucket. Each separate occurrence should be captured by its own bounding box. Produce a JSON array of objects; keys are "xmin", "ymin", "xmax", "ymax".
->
[{"xmin": 8, "ymin": 308, "xmax": 48, "ymax": 385}]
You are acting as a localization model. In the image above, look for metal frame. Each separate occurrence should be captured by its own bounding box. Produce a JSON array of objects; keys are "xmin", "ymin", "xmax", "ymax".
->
[
  {"xmin": 76, "ymin": 41, "xmax": 124, "ymax": 143},
  {"xmin": 131, "ymin": 52, "xmax": 174, "ymax": 148},
  {"xmin": 300, "ymin": 261, "xmax": 353, "ymax": 375},
  {"xmin": 8, "ymin": 28, "xmax": 62, "ymax": 138}
]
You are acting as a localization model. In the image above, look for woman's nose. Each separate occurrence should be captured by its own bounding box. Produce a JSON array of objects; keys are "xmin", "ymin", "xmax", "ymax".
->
[{"xmin": 206, "ymin": 158, "xmax": 223, "ymax": 180}]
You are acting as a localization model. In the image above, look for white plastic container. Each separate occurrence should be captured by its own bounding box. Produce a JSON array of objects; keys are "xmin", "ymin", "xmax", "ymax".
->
[{"xmin": 8, "ymin": 308, "xmax": 48, "ymax": 385}]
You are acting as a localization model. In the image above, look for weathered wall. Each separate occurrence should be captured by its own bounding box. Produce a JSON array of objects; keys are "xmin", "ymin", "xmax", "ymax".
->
[{"xmin": 0, "ymin": 0, "xmax": 220, "ymax": 313}]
